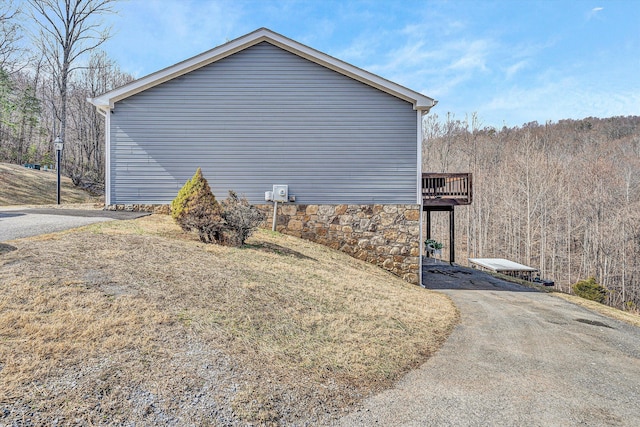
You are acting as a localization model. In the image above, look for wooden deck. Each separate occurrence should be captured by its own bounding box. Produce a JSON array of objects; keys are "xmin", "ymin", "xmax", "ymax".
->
[{"xmin": 422, "ymin": 173, "xmax": 472, "ymax": 207}]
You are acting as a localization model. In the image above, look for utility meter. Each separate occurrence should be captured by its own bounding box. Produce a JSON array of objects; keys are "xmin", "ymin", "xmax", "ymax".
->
[{"xmin": 272, "ymin": 185, "xmax": 288, "ymax": 202}]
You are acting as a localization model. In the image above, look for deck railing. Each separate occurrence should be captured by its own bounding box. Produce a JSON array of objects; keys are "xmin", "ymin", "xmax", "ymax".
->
[{"xmin": 422, "ymin": 173, "xmax": 472, "ymax": 206}]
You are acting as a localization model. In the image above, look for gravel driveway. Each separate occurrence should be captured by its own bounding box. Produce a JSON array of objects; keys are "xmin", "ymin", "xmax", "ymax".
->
[
  {"xmin": 0, "ymin": 208, "xmax": 149, "ymax": 242},
  {"xmin": 338, "ymin": 263, "xmax": 640, "ymax": 426}
]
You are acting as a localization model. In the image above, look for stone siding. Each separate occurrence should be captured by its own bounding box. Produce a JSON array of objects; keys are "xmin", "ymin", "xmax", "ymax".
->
[
  {"xmin": 258, "ymin": 204, "xmax": 421, "ymax": 284},
  {"xmin": 106, "ymin": 203, "xmax": 421, "ymax": 284}
]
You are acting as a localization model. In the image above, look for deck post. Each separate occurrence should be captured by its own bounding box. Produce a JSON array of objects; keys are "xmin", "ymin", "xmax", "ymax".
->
[
  {"xmin": 422, "ymin": 173, "xmax": 472, "ymax": 266},
  {"xmin": 449, "ymin": 207, "xmax": 455, "ymax": 264}
]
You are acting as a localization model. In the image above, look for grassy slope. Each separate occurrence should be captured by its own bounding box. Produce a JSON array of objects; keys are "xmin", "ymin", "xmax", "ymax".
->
[
  {"xmin": 0, "ymin": 215, "xmax": 458, "ymax": 425},
  {"xmin": 0, "ymin": 162, "xmax": 97, "ymax": 206},
  {"xmin": 552, "ymin": 293, "xmax": 640, "ymax": 328},
  {"xmin": 487, "ymin": 271, "xmax": 640, "ymax": 328}
]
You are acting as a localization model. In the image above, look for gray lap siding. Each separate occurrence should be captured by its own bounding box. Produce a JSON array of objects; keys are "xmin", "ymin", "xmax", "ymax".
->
[{"xmin": 110, "ymin": 42, "xmax": 417, "ymax": 205}]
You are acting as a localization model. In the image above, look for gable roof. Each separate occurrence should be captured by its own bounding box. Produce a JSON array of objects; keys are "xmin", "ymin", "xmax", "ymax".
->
[{"xmin": 88, "ymin": 27, "xmax": 437, "ymax": 112}]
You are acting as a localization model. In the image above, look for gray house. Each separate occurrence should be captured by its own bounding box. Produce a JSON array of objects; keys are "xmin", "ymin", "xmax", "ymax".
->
[{"xmin": 89, "ymin": 28, "xmax": 438, "ymax": 284}]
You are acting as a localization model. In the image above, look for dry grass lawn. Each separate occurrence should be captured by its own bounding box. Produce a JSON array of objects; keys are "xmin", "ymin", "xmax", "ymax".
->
[
  {"xmin": 0, "ymin": 162, "xmax": 98, "ymax": 206},
  {"xmin": 0, "ymin": 215, "xmax": 458, "ymax": 425},
  {"xmin": 487, "ymin": 272, "xmax": 640, "ymax": 328},
  {"xmin": 551, "ymin": 293, "xmax": 640, "ymax": 328}
]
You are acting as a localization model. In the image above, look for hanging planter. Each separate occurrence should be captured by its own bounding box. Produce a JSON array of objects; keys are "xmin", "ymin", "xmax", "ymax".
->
[
  {"xmin": 424, "ymin": 239, "xmax": 443, "ymax": 250},
  {"xmin": 424, "ymin": 239, "xmax": 443, "ymax": 257}
]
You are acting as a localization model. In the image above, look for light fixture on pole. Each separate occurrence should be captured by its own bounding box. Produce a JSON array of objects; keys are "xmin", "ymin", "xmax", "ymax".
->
[{"xmin": 54, "ymin": 136, "xmax": 64, "ymax": 205}]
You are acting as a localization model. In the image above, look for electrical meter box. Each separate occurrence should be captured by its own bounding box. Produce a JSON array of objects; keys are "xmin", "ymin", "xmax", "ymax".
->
[{"xmin": 272, "ymin": 185, "xmax": 288, "ymax": 202}]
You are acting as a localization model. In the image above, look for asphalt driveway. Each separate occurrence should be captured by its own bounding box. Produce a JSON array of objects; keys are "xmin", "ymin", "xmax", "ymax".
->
[
  {"xmin": 0, "ymin": 208, "xmax": 149, "ymax": 242},
  {"xmin": 338, "ymin": 263, "xmax": 640, "ymax": 426}
]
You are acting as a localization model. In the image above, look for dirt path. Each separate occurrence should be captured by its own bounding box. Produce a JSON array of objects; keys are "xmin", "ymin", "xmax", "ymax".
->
[{"xmin": 337, "ymin": 264, "xmax": 640, "ymax": 426}]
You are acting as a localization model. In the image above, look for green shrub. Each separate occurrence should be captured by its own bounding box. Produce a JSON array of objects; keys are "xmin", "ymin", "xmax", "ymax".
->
[
  {"xmin": 221, "ymin": 190, "xmax": 266, "ymax": 246},
  {"xmin": 572, "ymin": 277, "xmax": 608, "ymax": 304},
  {"xmin": 171, "ymin": 170, "xmax": 264, "ymax": 247},
  {"xmin": 170, "ymin": 168, "xmax": 223, "ymax": 243},
  {"xmin": 424, "ymin": 239, "xmax": 443, "ymax": 250},
  {"xmin": 171, "ymin": 169, "xmax": 197, "ymax": 222}
]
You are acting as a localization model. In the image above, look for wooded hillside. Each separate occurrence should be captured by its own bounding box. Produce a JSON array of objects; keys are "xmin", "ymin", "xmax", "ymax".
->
[
  {"xmin": 0, "ymin": 53, "xmax": 132, "ymax": 190},
  {"xmin": 423, "ymin": 114, "xmax": 640, "ymax": 311},
  {"xmin": 0, "ymin": 1, "xmax": 132, "ymax": 191}
]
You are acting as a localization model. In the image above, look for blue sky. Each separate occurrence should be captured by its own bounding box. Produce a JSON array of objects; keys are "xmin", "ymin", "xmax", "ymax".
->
[{"xmin": 99, "ymin": 0, "xmax": 639, "ymax": 128}]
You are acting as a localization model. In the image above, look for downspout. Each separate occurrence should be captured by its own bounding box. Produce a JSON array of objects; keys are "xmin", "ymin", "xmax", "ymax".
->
[
  {"xmin": 104, "ymin": 106, "xmax": 111, "ymax": 206},
  {"xmin": 417, "ymin": 109, "xmax": 425, "ymax": 286},
  {"xmin": 418, "ymin": 100, "xmax": 437, "ymax": 287},
  {"xmin": 87, "ymin": 98, "xmax": 112, "ymax": 206}
]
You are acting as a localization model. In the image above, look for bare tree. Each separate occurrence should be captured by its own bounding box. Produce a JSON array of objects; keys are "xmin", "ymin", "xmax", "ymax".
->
[
  {"xmin": 0, "ymin": 0, "xmax": 23, "ymax": 71},
  {"xmin": 423, "ymin": 114, "xmax": 640, "ymax": 312},
  {"xmin": 27, "ymin": 0, "xmax": 116, "ymax": 147},
  {"xmin": 64, "ymin": 50, "xmax": 132, "ymax": 186}
]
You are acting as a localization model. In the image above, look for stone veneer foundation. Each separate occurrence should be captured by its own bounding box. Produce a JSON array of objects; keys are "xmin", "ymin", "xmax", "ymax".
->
[
  {"xmin": 259, "ymin": 204, "xmax": 421, "ymax": 284},
  {"xmin": 106, "ymin": 203, "xmax": 421, "ymax": 284}
]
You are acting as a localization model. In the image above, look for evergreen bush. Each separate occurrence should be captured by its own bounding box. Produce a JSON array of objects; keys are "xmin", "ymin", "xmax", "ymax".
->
[
  {"xmin": 171, "ymin": 170, "xmax": 264, "ymax": 247},
  {"xmin": 170, "ymin": 168, "xmax": 224, "ymax": 243},
  {"xmin": 572, "ymin": 277, "xmax": 608, "ymax": 304}
]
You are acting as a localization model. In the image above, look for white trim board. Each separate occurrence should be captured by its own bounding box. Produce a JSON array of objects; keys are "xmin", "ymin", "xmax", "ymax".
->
[{"xmin": 88, "ymin": 28, "xmax": 437, "ymax": 113}]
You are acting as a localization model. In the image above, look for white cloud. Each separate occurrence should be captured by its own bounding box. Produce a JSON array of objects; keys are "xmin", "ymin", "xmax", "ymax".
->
[
  {"xmin": 446, "ymin": 40, "xmax": 490, "ymax": 72},
  {"xmin": 105, "ymin": 0, "xmax": 245, "ymax": 77},
  {"xmin": 334, "ymin": 34, "xmax": 379, "ymax": 63},
  {"xmin": 424, "ymin": 73, "xmax": 473, "ymax": 100},
  {"xmin": 481, "ymin": 76, "xmax": 640, "ymax": 127},
  {"xmin": 358, "ymin": 34, "xmax": 494, "ymax": 102},
  {"xmin": 588, "ymin": 6, "xmax": 604, "ymax": 20},
  {"xmin": 505, "ymin": 60, "xmax": 528, "ymax": 79}
]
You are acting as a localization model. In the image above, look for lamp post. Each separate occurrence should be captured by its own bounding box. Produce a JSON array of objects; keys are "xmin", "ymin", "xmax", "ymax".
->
[{"xmin": 54, "ymin": 136, "xmax": 64, "ymax": 205}]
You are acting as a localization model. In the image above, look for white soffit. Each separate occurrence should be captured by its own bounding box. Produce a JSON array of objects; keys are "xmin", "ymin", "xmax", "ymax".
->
[{"xmin": 88, "ymin": 27, "xmax": 437, "ymax": 112}]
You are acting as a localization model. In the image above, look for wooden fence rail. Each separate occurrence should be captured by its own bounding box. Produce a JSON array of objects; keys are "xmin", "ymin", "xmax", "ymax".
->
[{"xmin": 422, "ymin": 173, "xmax": 472, "ymax": 206}]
